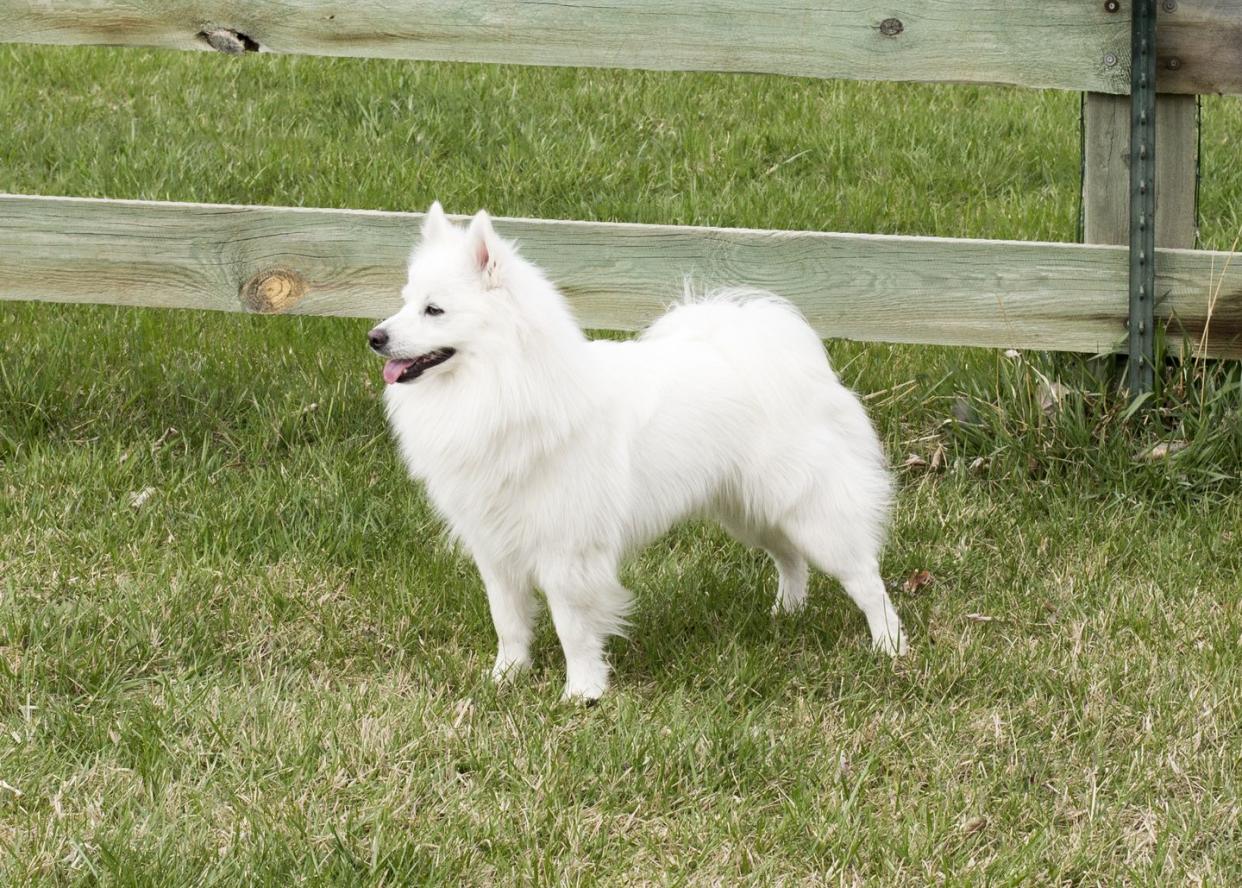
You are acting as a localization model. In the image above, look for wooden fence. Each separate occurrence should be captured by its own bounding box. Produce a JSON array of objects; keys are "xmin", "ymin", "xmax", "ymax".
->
[{"xmin": 2, "ymin": 1, "xmax": 1241, "ymax": 359}]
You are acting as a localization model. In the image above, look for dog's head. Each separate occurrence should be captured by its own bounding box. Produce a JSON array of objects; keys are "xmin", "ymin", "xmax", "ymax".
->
[{"xmin": 368, "ymin": 202, "xmax": 518, "ymax": 385}]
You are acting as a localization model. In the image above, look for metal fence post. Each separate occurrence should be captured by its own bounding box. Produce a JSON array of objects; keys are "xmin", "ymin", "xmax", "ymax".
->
[{"xmin": 1128, "ymin": 0, "xmax": 1158, "ymax": 395}]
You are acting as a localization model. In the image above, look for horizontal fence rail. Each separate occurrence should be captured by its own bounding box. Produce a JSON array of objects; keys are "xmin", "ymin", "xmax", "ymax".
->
[
  {"xmin": 0, "ymin": 1, "xmax": 1182, "ymax": 95},
  {"xmin": 2, "ymin": 195, "xmax": 1239, "ymax": 358},
  {"xmin": 2, "ymin": 1, "xmax": 1239, "ymax": 95}
]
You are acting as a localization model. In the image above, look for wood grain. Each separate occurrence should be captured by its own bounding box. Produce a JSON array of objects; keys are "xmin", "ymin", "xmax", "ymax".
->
[
  {"xmin": 3, "ymin": 194, "xmax": 1240, "ymax": 358},
  {"xmin": 3, "ymin": 1, "xmax": 1238, "ymax": 93},
  {"xmin": 1082, "ymin": 92, "xmax": 1199, "ymax": 249},
  {"xmin": 0, "ymin": 1, "xmax": 1133, "ymax": 94},
  {"xmin": 1159, "ymin": 0, "xmax": 1242, "ymax": 95}
]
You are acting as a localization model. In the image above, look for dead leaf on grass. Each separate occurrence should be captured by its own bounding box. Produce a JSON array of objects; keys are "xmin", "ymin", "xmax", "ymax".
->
[
  {"xmin": 901, "ymin": 570, "xmax": 935, "ymax": 594},
  {"xmin": 960, "ymin": 815, "xmax": 988, "ymax": 835},
  {"xmin": 902, "ymin": 453, "xmax": 928, "ymax": 470},
  {"xmin": 152, "ymin": 427, "xmax": 178, "ymax": 451},
  {"xmin": 128, "ymin": 487, "xmax": 157, "ymax": 510},
  {"xmin": 903, "ymin": 445, "xmax": 946, "ymax": 472},
  {"xmin": 1138, "ymin": 440, "xmax": 1188, "ymax": 461},
  {"xmin": 964, "ymin": 613, "xmax": 998, "ymax": 623},
  {"xmin": 1038, "ymin": 380, "xmax": 1072, "ymax": 415}
]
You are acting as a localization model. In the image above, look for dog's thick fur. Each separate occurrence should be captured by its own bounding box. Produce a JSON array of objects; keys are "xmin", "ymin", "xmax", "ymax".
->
[{"xmin": 372, "ymin": 203, "xmax": 906, "ymax": 700}]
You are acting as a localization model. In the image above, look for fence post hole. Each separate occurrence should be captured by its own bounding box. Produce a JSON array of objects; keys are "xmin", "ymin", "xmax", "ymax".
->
[{"xmin": 199, "ymin": 28, "xmax": 260, "ymax": 54}]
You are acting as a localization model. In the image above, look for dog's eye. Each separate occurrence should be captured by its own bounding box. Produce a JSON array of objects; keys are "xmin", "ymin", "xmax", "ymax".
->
[{"xmin": 424, "ymin": 304, "xmax": 444, "ymax": 317}]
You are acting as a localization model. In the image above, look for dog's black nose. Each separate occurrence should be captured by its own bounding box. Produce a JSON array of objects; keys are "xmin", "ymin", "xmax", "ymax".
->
[{"xmin": 368, "ymin": 327, "xmax": 389, "ymax": 352}]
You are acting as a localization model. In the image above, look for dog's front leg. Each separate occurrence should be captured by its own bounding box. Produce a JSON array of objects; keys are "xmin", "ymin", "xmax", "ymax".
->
[
  {"xmin": 541, "ymin": 560, "xmax": 632, "ymax": 702},
  {"xmin": 478, "ymin": 562, "xmax": 538, "ymax": 683}
]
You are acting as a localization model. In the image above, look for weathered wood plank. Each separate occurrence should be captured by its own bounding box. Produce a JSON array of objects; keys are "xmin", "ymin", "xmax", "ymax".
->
[
  {"xmin": 1159, "ymin": 0, "xmax": 1242, "ymax": 95},
  {"xmin": 3, "ymin": 1, "xmax": 1239, "ymax": 94},
  {"xmin": 2, "ymin": 195, "xmax": 1240, "ymax": 358},
  {"xmin": 1083, "ymin": 92, "xmax": 1198, "ymax": 248},
  {"xmin": 1083, "ymin": 93, "xmax": 1133, "ymax": 248},
  {"xmin": 0, "ymin": 1, "xmax": 1134, "ymax": 94}
]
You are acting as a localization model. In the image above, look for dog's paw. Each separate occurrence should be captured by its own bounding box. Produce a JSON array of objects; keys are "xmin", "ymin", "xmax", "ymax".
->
[
  {"xmin": 561, "ymin": 670, "xmax": 609, "ymax": 704},
  {"xmin": 770, "ymin": 597, "xmax": 807, "ymax": 617},
  {"xmin": 490, "ymin": 653, "xmax": 532, "ymax": 684},
  {"xmin": 872, "ymin": 628, "xmax": 909, "ymax": 657},
  {"xmin": 561, "ymin": 685, "xmax": 606, "ymax": 705}
]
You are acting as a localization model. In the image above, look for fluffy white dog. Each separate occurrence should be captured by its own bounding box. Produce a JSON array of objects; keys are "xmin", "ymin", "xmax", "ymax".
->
[{"xmin": 370, "ymin": 203, "xmax": 906, "ymax": 701}]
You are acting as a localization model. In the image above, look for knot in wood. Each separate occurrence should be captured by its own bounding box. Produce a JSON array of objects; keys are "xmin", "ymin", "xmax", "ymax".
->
[
  {"xmin": 200, "ymin": 28, "xmax": 260, "ymax": 54},
  {"xmin": 879, "ymin": 18, "xmax": 904, "ymax": 37},
  {"xmin": 241, "ymin": 268, "xmax": 308, "ymax": 314}
]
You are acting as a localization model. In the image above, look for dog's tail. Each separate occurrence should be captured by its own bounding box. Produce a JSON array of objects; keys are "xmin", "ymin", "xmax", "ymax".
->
[
  {"xmin": 678, "ymin": 278, "xmax": 806, "ymax": 318},
  {"xmin": 649, "ymin": 281, "xmax": 825, "ymax": 359}
]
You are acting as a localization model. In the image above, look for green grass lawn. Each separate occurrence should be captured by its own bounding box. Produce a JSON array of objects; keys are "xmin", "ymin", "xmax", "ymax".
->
[{"xmin": 2, "ymin": 45, "xmax": 1240, "ymax": 885}]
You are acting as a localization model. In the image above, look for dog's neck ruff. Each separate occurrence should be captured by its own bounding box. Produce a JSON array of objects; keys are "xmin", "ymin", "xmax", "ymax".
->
[{"xmin": 386, "ymin": 330, "xmax": 595, "ymax": 475}]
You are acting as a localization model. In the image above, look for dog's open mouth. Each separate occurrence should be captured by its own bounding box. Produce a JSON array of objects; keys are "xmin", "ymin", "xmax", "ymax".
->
[{"xmin": 382, "ymin": 348, "xmax": 456, "ymax": 384}]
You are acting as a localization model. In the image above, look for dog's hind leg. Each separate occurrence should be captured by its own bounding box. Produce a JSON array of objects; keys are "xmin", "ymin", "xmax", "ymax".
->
[
  {"xmin": 763, "ymin": 529, "xmax": 810, "ymax": 616},
  {"xmin": 835, "ymin": 567, "xmax": 907, "ymax": 656},
  {"xmin": 783, "ymin": 517, "xmax": 907, "ymax": 656},
  {"xmin": 479, "ymin": 561, "xmax": 539, "ymax": 683},
  {"xmin": 717, "ymin": 515, "xmax": 808, "ymax": 616},
  {"xmin": 540, "ymin": 558, "xmax": 633, "ymax": 702}
]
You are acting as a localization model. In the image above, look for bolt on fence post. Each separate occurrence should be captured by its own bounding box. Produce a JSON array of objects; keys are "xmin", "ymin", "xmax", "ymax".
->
[{"xmin": 1128, "ymin": 0, "xmax": 1158, "ymax": 397}]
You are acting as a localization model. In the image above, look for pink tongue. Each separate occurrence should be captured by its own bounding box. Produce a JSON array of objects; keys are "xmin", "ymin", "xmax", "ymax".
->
[{"xmin": 383, "ymin": 358, "xmax": 417, "ymax": 385}]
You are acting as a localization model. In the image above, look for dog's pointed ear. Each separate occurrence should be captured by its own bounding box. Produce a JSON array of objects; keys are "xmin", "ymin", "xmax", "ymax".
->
[
  {"xmin": 421, "ymin": 201, "xmax": 451, "ymax": 241},
  {"xmin": 466, "ymin": 210, "xmax": 505, "ymax": 288}
]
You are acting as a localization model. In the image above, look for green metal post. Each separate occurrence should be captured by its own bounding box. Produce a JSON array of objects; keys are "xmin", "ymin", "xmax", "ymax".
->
[{"xmin": 1128, "ymin": 0, "xmax": 1158, "ymax": 395}]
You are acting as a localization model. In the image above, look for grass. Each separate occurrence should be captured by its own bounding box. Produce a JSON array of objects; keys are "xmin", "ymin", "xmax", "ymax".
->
[{"xmin": 2, "ymin": 45, "xmax": 1241, "ymax": 885}]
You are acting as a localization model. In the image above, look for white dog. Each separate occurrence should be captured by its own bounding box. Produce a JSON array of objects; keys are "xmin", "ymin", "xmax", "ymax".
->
[{"xmin": 370, "ymin": 203, "xmax": 906, "ymax": 701}]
